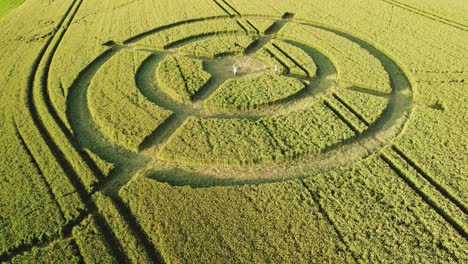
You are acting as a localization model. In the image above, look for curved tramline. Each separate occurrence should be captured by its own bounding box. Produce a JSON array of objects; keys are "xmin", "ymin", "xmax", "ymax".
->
[{"xmin": 65, "ymin": 14, "xmax": 413, "ymax": 189}]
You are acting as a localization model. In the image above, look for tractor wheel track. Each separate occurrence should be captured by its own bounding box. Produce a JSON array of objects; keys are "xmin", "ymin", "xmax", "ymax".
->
[
  {"xmin": 8, "ymin": 0, "xmax": 155, "ymax": 262},
  {"xmin": 381, "ymin": 0, "xmax": 468, "ymax": 32}
]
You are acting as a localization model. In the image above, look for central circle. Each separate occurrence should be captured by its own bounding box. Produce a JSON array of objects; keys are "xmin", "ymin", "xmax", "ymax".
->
[{"xmin": 222, "ymin": 56, "xmax": 268, "ymax": 77}]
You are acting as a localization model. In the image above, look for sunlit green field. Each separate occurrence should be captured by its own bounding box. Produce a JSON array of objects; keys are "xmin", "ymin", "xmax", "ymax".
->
[{"xmin": 0, "ymin": 0, "xmax": 467, "ymax": 263}]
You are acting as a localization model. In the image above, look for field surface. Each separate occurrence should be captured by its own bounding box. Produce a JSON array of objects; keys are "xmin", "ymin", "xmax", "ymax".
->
[{"xmin": 0, "ymin": 0, "xmax": 467, "ymax": 263}]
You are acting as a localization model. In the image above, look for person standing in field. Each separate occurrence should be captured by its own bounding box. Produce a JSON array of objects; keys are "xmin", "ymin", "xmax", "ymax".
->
[
  {"xmin": 233, "ymin": 65, "xmax": 238, "ymax": 76},
  {"xmin": 274, "ymin": 64, "xmax": 279, "ymax": 74}
]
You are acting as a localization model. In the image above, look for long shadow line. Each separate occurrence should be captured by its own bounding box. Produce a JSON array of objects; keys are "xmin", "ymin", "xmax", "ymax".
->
[
  {"xmin": 323, "ymin": 99, "xmax": 361, "ymax": 134},
  {"xmin": 70, "ymin": 239, "xmax": 85, "ymax": 264},
  {"xmin": 381, "ymin": 153, "xmax": 467, "ymax": 239},
  {"xmin": 220, "ymin": 0, "xmax": 241, "ymax": 16},
  {"xmin": 264, "ymin": 47, "xmax": 290, "ymax": 73},
  {"xmin": 300, "ymin": 180, "xmax": 360, "ymax": 262},
  {"xmin": 236, "ymin": 20, "xmax": 250, "ymax": 34},
  {"xmin": 324, "ymin": 93, "xmax": 370, "ymax": 134},
  {"xmin": 347, "ymin": 86, "xmax": 389, "ymax": 98},
  {"xmin": 332, "ymin": 92, "xmax": 370, "ymax": 126},
  {"xmin": 124, "ymin": 15, "xmax": 292, "ymax": 47},
  {"xmin": 392, "ymin": 145, "xmax": 467, "ymax": 215},
  {"xmin": 381, "ymin": 0, "xmax": 468, "ymax": 32},
  {"xmin": 212, "ymin": 0, "xmax": 235, "ymax": 17},
  {"xmin": 245, "ymin": 19, "xmax": 260, "ymax": 34},
  {"xmin": 271, "ymin": 42, "xmax": 311, "ymax": 77},
  {"xmin": 164, "ymin": 30, "xmax": 243, "ymax": 50},
  {"xmin": 111, "ymin": 196, "xmax": 164, "ymax": 263},
  {"xmin": 124, "ymin": 16, "xmax": 231, "ymax": 44},
  {"xmin": 15, "ymin": 125, "xmax": 66, "ymax": 223}
]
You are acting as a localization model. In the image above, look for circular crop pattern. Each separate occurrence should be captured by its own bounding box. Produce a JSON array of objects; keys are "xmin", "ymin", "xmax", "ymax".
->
[{"xmin": 67, "ymin": 15, "xmax": 413, "ymax": 186}]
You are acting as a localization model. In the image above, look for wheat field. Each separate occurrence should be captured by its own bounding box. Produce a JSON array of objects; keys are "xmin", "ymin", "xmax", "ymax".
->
[{"xmin": 0, "ymin": 0, "xmax": 467, "ymax": 263}]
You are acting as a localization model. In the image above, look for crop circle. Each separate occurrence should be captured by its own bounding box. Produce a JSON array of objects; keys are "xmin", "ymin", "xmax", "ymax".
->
[{"xmin": 67, "ymin": 15, "xmax": 413, "ymax": 186}]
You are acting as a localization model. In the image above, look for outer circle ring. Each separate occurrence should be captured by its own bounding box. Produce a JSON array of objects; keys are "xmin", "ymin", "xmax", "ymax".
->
[{"xmin": 67, "ymin": 15, "xmax": 414, "ymax": 186}]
